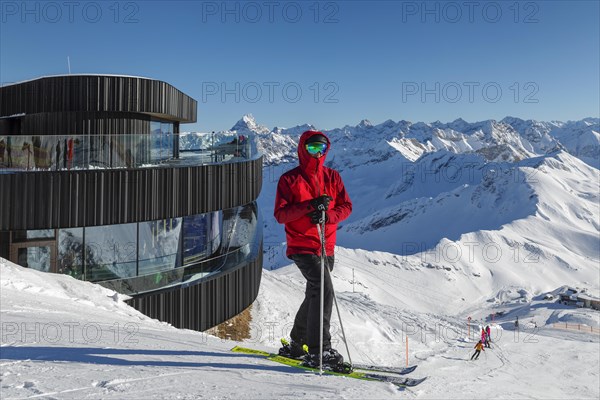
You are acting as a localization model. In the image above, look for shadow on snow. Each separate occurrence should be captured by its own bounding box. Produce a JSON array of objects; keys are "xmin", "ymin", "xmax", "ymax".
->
[{"xmin": 0, "ymin": 346, "xmax": 301, "ymax": 374}]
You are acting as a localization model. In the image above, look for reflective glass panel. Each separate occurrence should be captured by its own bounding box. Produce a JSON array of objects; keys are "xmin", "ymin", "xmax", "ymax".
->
[
  {"xmin": 17, "ymin": 247, "xmax": 51, "ymax": 272},
  {"xmin": 183, "ymin": 212, "xmax": 222, "ymax": 266},
  {"xmin": 138, "ymin": 218, "xmax": 182, "ymax": 275},
  {"xmin": 84, "ymin": 223, "xmax": 137, "ymax": 282},
  {"xmin": 183, "ymin": 214, "xmax": 209, "ymax": 265},
  {"xmin": 58, "ymin": 228, "xmax": 84, "ymax": 279},
  {"xmin": 150, "ymin": 121, "xmax": 174, "ymax": 163},
  {"xmin": 12, "ymin": 230, "xmax": 55, "ymax": 241}
]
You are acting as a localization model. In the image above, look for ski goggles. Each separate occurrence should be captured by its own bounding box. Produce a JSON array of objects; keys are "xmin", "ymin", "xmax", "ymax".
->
[{"xmin": 305, "ymin": 142, "xmax": 328, "ymax": 155}]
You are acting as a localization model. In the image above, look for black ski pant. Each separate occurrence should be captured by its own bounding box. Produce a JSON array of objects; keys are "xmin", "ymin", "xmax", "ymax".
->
[
  {"xmin": 289, "ymin": 253, "xmax": 335, "ymax": 355},
  {"xmin": 471, "ymin": 350, "xmax": 481, "ymax": 360}
]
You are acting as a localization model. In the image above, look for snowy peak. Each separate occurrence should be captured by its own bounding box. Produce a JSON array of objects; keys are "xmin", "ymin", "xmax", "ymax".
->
[
  {"xmin": 447, "ymin": 117, "xmax": 470, "ymax": 132},
  {"xmin": 272, "ymin": 123, "xmax": 317, "ymax": 137},
  {"xmin": 357, "ymin": 119, "xmax": 373, "ymax": 128},
  {"xmin": 230, "ymin": 113, "xmax": 271, "ymax": 135}
]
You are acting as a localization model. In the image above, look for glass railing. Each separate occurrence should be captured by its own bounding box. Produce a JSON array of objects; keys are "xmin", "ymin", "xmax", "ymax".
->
[
  {"xmin": 0, "ymin": 132, "xmax": 259, "ymax": 172},
  {"xmin": 98, "ymin": 222, "xmax": 261, "ymax": 297},
  {"xmin": 98, "ymin": 202, "xmax": 262, "ymax": 296}
]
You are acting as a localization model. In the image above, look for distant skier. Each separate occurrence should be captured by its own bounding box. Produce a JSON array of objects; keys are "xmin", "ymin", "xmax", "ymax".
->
[
  {"xmin": 515, "ymin": 316, "xmax": 519, "ymax": 331},
  {"xmin": 481, "ymin": 327, "xmax": 487, "ymax": 346},
  {"xmin": 471, "ymin": 340, "xmax": 485, "ymax": 360},
  {"xmin": 485, "ymin": 325, "xmax": 491, "ymax": 347},
  {"xmin": 274, "ymin": 130, "xmax": 352, "ymax": 368}
]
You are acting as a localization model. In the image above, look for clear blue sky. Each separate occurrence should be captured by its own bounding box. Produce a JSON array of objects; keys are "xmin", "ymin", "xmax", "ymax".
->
[{"xmin": 1, "ymin": 1, "xmax": 598, "ymax": 132}]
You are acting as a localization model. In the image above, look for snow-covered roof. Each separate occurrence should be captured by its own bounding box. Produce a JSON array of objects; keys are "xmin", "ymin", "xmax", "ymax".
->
[
  {"xmin": 558, "ymin": 286, "xmax": 578, "ymax": 295},
  {"xmin": 577, "ymin": 293, "xmax": 600, "ymax": 301}
]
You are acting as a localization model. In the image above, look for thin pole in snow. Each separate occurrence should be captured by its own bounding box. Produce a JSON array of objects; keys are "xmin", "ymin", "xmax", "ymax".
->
[
  {"xmin": 405, "ymin": 336, "xmax": 409, "ymax": 367},
  {"xmin": 467, "ymin": 316, "xmax": 471, "ymax": 339}
]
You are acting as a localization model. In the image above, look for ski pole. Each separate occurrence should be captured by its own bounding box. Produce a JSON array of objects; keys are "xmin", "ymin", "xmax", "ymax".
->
[
  {"xmin": 318, "ymin": 207, "xmax": 325, "ymax": 375},
  {"xmin": 327, "ymin": 263, "xmax": 353, "ymax": 366},
  {"xmin": 317, "ymin": 214, "xmax": 354, "ymax": 368}
]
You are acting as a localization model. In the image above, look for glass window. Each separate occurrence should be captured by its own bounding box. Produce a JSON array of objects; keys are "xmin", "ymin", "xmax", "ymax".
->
[
  {"xmin": 88, "ymin": 135, "xmax": 112, "ymax": 168},
  {"xmin": 138, "ymin": 218, "xmax": 182, "ymax": 275},
  {"xmin": 208, "ymin": 211, "xmax": 222, "ymax": 255},
  {"xmin": 17, "ymin": 247, "xmax": 51, "ymax": 272},
  {"xmin": 111, "ymin": 135, "xmax": 132, "ymax": 168},
  {"xmin": 150, "ymin": 121, "xmax": 174, "ymax": 163},
  {"xmin": 162, "ymin": 122, "xmax": 173, "ymax": 160},
  {"xmin": 183, "ymin": 212, "xmax": 221, "ymax": 266},
  {"xmin": 12, "ymin": 229, "xmax": 55, "ymax": 241},
  {"xmin": 84, "ymin": 223, "xmax": 137, "ymax": 282},
  {"xmin": 183, "ymin": 214, "xmax": 209, "ymax": 265},
  {"xmin": 134, "ymin": 133, "xmax": 151, "ymax": 166},
  {"xmin": 58, "ymin": 228, "xmax": 84, "ymax": 279}
]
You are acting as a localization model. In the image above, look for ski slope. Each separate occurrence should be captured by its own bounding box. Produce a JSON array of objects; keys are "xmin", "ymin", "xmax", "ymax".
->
[
  {"xmin": 2, "ymin": 115, "xmax": 599, "ymax": 398},
  {"xmin": 1, "ymin": 253, "xmax": 598, "ymax": 399},
  {"xmin": 253, "ymin": 248, "xmax": 600, "ymax": 399}
]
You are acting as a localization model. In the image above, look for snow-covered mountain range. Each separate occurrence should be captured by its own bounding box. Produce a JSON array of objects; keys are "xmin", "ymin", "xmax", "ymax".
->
[
  {"xmin": 246, "ymin": 113, "xmax": 599, "ymax": 398},
  {"xmin": 181, "ymin": 115, "xmax": 599, "ymax": 291},
  {"xmin": 184, "ymin": 112, "xmax": 599, "ymax": 312},
  {"xmin": 180, "ymin": 114, "xmax": 599, "ymax": 168},
  {"xmin": 1, "ymin": 114, "xmax": 598, "ymax": 399}
]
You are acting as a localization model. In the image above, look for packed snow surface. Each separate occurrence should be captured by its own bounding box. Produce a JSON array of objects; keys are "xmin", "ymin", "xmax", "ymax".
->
[{"xmin": 1, "ymin": 254, "xmax": 599, "ymax": 399}]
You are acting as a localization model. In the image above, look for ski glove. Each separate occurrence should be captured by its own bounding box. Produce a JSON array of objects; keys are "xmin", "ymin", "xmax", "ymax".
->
[
  {"xmin": 310, "ymin": 195, "xmax": 333, "ymax": 211},
  {"xmin": 308, "ymin": 210, "xmax": 329, "ymax": 225}
]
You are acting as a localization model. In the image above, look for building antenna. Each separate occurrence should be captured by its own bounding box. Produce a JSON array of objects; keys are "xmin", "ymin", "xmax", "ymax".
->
[{"xmin": 67, "ymin": 56, "xmax": 71, "ymax": 74}]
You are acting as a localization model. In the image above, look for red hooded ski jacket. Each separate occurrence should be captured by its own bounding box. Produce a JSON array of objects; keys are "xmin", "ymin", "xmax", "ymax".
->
[{"xmin": 274, "ymin": 130, "xmax": 352, "ymax": 257}]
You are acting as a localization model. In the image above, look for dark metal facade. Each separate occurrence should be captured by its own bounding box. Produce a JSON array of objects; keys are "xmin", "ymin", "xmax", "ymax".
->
[
  {"xmin": 0, "ymin": 75, "xmax": 197, "ymax": 135},
  {"xmin": 0, "ymin": 75, "xmax": 264, "ymax": 332},
  {"xmin": 127, "ymin": 250, "xmax": 263, "ymax": 331},
  {"xmin": 12, "ymin": 111, "xmax": 154, "ymax": 136},
  {"xmin": 0, "ymin": 157, "xmax": 262, "ymax": 230}
]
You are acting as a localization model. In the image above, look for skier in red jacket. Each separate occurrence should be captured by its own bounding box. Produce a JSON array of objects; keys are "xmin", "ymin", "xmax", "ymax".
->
[{"xmin": 275, "ymin": 130, "xmax": 352, "ymax": 368}]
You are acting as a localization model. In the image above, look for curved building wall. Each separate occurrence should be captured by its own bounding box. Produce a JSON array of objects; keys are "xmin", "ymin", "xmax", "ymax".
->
[
  {"xmin": 0, "ymin": 157, "xmax": 263, "ymax": 230},
  {"xmin": 127, "ymin": 250, "xmax": 263, "ymax": 331},
  {"xmin": 16, "ymin": 111, "xmax": 153, "ymax": 136},
  {"xmin": 0, "ymin": 75, "xmax": 263, "ymax": 332},
  {"xmin": 0, "ymin": 75, "xmax": 197, "ymax": 126}
]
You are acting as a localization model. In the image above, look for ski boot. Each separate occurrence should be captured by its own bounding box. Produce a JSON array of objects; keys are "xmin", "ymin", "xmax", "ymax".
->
[
  {"xmin": 302, "ymin": 348, "xmax": 351, "ymax": 373},
  {"xmin": 278, "ymin": 338, "xmax": 307, "ymax": 359}
]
